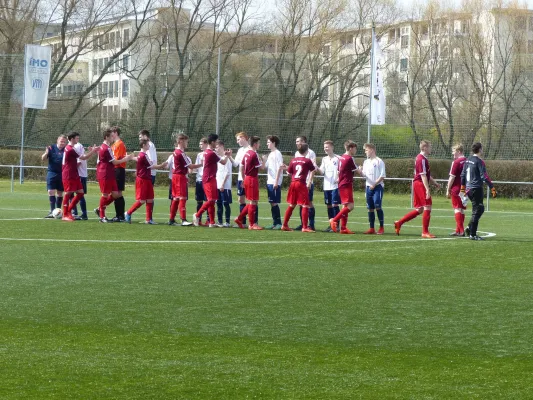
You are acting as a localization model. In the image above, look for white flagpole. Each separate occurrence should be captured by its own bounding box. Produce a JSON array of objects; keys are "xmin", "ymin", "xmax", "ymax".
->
[
  {"xmin": 216, "ymin": 47, "xmax": 221, "ymax": 136},
  {"xmin": 368, "ymin": 24, "xmax": 375, "ymax": 144},
  {"xmin": 20, "ymin": 45, "xmax": 27, "ymax": 184}
]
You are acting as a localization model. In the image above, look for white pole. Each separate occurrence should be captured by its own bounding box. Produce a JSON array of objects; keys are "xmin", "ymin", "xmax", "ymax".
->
[
  {"xmin": 216, "ymin": 47, "xmax": 221, "ymax": 136},
  {"xmin": 368, "ymin": 24, "xmax": 375, "ymax": 144},
  {"xmin": 20, "ymin": 45, "xmax": 27, "ymax": 184}
]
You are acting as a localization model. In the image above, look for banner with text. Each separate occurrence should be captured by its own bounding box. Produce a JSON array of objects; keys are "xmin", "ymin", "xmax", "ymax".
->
[
  {"xmin": 370, "ymin": 31, "xmax": 386, "ymax": 125},
  {"xmin": 24, "ymin": 44, "xmax": 52, "ymax": 109}
]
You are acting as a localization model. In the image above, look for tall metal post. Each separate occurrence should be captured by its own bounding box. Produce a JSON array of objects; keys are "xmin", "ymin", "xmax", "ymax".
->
[
  {"xmin": 368, "ymin": 24, "xmax": 375, "ymax": 144},
  {"xmin": 215, "ymin": 47, "xmax": 221, "ymax": 136}
]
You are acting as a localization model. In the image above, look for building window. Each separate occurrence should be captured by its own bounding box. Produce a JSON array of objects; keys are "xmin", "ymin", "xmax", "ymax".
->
[
  {"xmin": 114, "ymin": 80, "xmax": 119, "ymax": 97},
  {"xmin": 400, "ymin": 58, "xmax": 408, "ymax": 71},
  {"xmin": 103, "ymin": 82, "xmax": 109, "ymax": 98},
  {"xmin": 516, "ymin": 16, "xmax": 527, "ymax": 30},
  {"xmin": 109, "ymin": 81, "xmax": 114, "ymax": 98},
  {"xmin": 110, "ymin": 32, "xmax": 115, "ymax": 48},
  {"xmin": 122, "ymin": 54, "xmax": 129, "ymax": 70},
  {"xmin": 529, "ymin": 16, "xmax": 533, "ymax": 31},
  {"xmin": 529, "ymin": 40, "xmax": 533, "ymax": 54},
  {"xmin": 123, "ymin": 28, "xmax": 130, "ymax": 45},
  {"xmin": 401, "ymin": 35, "xmax": 409, "ymax": 49},
  {"xmin": 122, "ymin": 79, "xmax": 129, "ymax": 97},
  {"xmin": 400, "ymin": 81, "xmax": 407, "ymax": 95}
]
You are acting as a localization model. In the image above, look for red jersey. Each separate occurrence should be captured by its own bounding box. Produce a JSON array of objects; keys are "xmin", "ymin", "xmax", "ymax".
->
[
  {"xmin": 414, "ymin": 153, "xmax": 430, "ymax": 182},
  {"xmin": 449, "ymin": 156, "xmax": 466, "ymax": 195},
  {"xmin": 242, "ymin": 149, "xmax": 261, "ymax": 178},
  {"xmin": 173, "ymin": 148, "xmax": 191, "ymax": 175},
  {"xmin": 288, "ymin": 157, "xmax": 315, "ymax": 184},
  {"xmin": 136, "ymin": 151, "xmax": 152, "ymax": 180},
  {"xmin": 338, "ymin": 154, "xmax": 357, "ymax": 188},
  {"xmin": 202, "ymin": 148, "xmax": 220, "ymax": 182},
  {"xmin": 62, "ymin": 144, "xmax": 81, "ymax": 180},
  {"xmin": 97, "ymin": 143, "xmax": 116, "ymax": 181}
]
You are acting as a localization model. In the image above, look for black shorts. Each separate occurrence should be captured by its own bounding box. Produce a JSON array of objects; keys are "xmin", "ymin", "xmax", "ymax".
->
[{"xmin": 115, "ymin": 168, "xmax": 126, "ymax": 191}]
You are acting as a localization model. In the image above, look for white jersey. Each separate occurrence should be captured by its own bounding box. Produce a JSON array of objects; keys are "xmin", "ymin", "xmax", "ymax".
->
[
  {"xmin": 294, "ymin": 148, "xmax": 316, "ymax": 184},
  {"xmin": 166, "ymin": 154, "xmax": 174, "ymax": 179},
  {"xmin": 73, "ymin": 142, "xmax": 88, "ymax": 178},
  {"xmin": 216, "ymin": 159, "xmax": 233, "ymax": 190},
  {"xmin": 319, "ymin": 154, "xmax": 340, "ymax": 191},
  {"xmin": 195, "ymin": 152, "xmax": 204, "ymax": 182},
  {"xmin": 362, "ymin": 156, "xmax": 386, "ymax": 188},
  {"xmin": 148, "ymin": 141, "xmax": 157, "ymax": 176},
  {"xmin": 233, "ymin": 147, "xmax": 247, "ymax": 181},
  {"xmin": 265, "ymin": 149, "xmax": 284, "ymax": 186}
]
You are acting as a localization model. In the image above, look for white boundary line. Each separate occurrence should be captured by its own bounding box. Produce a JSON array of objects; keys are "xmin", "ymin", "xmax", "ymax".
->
[{"xmin": 0, "ymin": 231, "xmax": 496, "ymax": 245}]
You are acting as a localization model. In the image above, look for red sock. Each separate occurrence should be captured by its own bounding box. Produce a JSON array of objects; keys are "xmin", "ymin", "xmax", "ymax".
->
[
  {"xmin": 333, "ymin": 207, "xmax": 350, "ymax": 222},
  {"xmin": 454, "ymin": 212, "xmax": 462, "ymax": 233},
  {"xmin": 341, "ymin": 214, "xmax": 348, "ymax": 230},
  {"xmin": 398, "ymin": 209, "xmax": 420, "ymax": 226},
  {"xmin": 179, "ymin": 199, "xmax": 187, "ymax": 220},
  {"xmin": 301, "ymin": 207, "xmax": 309, "ymax": 229},
  {"xmin": 170, "ymin": 200, "xmax": 179, "ymax": 221},
  {"xmin": 238, "ymin": 205, "xmax": 249, "ymax": 221},
  {"xmin": 208, "ymin": 203, "xmax": 215, "ymax": 225},
  {"xmin": 197, "ymin": 201, "xmax": 210, "ymax": 217},
  {"xmin": 283, "ymin": 207, "xmax": 294, "ymax": 226},
  {"xmin": 422, "ymin": 210, "xmax": 431, "ymax": 234},
  {"xmin": 99, "ymin": 197, "xmax": 109, "ymax": 218},
  {"xmin": 62, "ymin": 193, "xmax": 73, "ymax": 215},
  {"xmin": 146, "ymin": 202, "xmax": 153, "ymax": 221},
  {"xmin": 248, "ymin": 205, "xmax": 257, "ymax": 226},
  {"xmin": 460, "ymin": 213, "xmax": 465, "ymax": 232},
  {"xmin": 128, "ymin": 200, "xmax": 142, "ymax": 215},
  {"xmin": 67, "ymin": 193, "xmax": 83, "ymax": 214},
  {"xmin": 105, "ymin": 196, "xmax": 115, "ymax": 206}
]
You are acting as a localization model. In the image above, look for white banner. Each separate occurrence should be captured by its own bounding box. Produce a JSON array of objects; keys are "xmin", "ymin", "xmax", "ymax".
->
[
  {"xmin": 370, "ymin": 31, "xmax": 386, "ymax": 125},
  {"xmin": 24, "ymin": 44, "xmax": 52, "ymax": 109}
]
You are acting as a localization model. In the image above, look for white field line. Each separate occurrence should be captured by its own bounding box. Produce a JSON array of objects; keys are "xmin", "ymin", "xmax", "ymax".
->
[{"xmin": 0, "ymin": 231, "xmax": 496, "ymax": 245}]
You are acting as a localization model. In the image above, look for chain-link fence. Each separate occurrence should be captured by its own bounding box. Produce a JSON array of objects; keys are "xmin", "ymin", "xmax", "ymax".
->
[{"xmin": 2, "ymin": 50, "xmax": 533, "ymax": 160}]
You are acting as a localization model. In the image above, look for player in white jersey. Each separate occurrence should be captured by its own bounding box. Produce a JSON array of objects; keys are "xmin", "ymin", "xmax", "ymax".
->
[
  {"xmin": 166, "ymin": 152, "xmax": 174, "ymax": 208},
  {"xmin": 71, "ymin": 141, "xmax": 89, "ymax": 220},
  {"xmin": 359, "ymin": 143, "xmax": 386, "ymax": 234},
  {"xmin": 194, "ymin": 137, "xmax": 208, "ymax": 224},
  {"xmin": 262, "ymin": 135, "xmax": 284, "ymax": 229},
  {"xmin": 317, "ymin": 140, "xmax": 340, "ymax": 232},
  {"xmin": 294, "ymin": 136, "xmax": 316, "ymax": 230},
  {"xmin": 138, "ymin": 129, "xmax": 157, "ymax": 185},
  {"xmin": 232, "ymin": 132, "xmax": 250, "ymax": 226},
  {"xmin": 215, "ymin": 140, "xmax": 233, "ymax": 227}
]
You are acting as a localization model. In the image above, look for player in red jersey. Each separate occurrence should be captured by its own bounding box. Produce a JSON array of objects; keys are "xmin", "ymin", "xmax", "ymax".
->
[
  {"xmin": 329, "ymin": 140, "xmax": 358, "ymax": 234},
  {"xmin": 446, "ymin": 144, "xmax": 467, "ymax": 236},
  {"xmin": 234, "ymin": 136, "xmax": 263, "ymax": 230},
  {"xmin": 394, "ymin": 140, "xmax": 441, "ymax": 238},
  {"xmin": 280, "ymin": 143, "xmax": 316, "ymax": 232},
  {"xmin": 96, "ymin": 128, "xmax": 133, "ymax": 223},
  {"xmin": 124, "ymin": 139, "xmax": 168, "ymax": 224},
  {"xmin": 192, "ymin": 134, "xmax": 231, "ymax": 227},
  {"xmin": 168, "ymin": 134, "xmax": 201, "ymax": 226},
  {"xmin": 61, "ymin": 132, "xmax": 98, "ymax": 221}
]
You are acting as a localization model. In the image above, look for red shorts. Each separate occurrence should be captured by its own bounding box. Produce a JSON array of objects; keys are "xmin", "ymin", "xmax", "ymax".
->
[
  {"xmin": 203, "ymin": 179, "xmax": 218, "ymax": 201},
  {"xmin": 244, "ymin": 176, "xmax": 259, "ymax": 201},
  {"xmin": 99, "ymin": 179, "xmax": 118, "ymax": 194},
  {"xmin": 339, "ymin": 185, "xmax": 354, "ymax": 204},
  {"xmin": 63, "ymin": 178, "xmax": 83, "ymax": 193},
  {"xmin": 135, "ymin": 177, "xmax": 154, "ymax": 201},
  {"xmin": 451, "ymin": 193, "xmax": 466, "ymax": 210},
  {"xmin": 171, "ymin": 174, "xmax": 188, "ymax": 199},
  {"xmin": 287, "ymin": 181, "xmax": 309, "ymax": 206},
  {"xmin": 413, "ymin": 180, "xmax": 432, "ymax": 208}
]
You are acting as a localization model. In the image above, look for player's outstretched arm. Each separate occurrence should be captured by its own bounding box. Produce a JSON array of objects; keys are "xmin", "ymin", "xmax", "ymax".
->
[{"xmin": 41, "ymin": 147, "xmax": 49, "ymax": 161}]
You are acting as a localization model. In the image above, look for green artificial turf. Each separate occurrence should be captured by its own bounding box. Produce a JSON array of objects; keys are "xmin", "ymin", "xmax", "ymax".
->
[{"xmin": 1, "ymin": 180, "xmax": 532, "ymax": 399}]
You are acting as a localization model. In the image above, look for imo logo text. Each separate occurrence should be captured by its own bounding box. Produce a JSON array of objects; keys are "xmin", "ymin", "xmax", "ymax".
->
[
  {"xmin": 29, "ymin": 57, "xmax": 48, "ymax": 68},
  {"xmin": 32, "ymin": 78, "xmax": 44, "ymax": 89}
]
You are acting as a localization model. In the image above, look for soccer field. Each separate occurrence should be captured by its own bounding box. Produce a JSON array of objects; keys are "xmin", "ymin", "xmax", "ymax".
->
[{"xmin": 1, "ymin": 181, "xmax": 533, "ymax": 399}]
